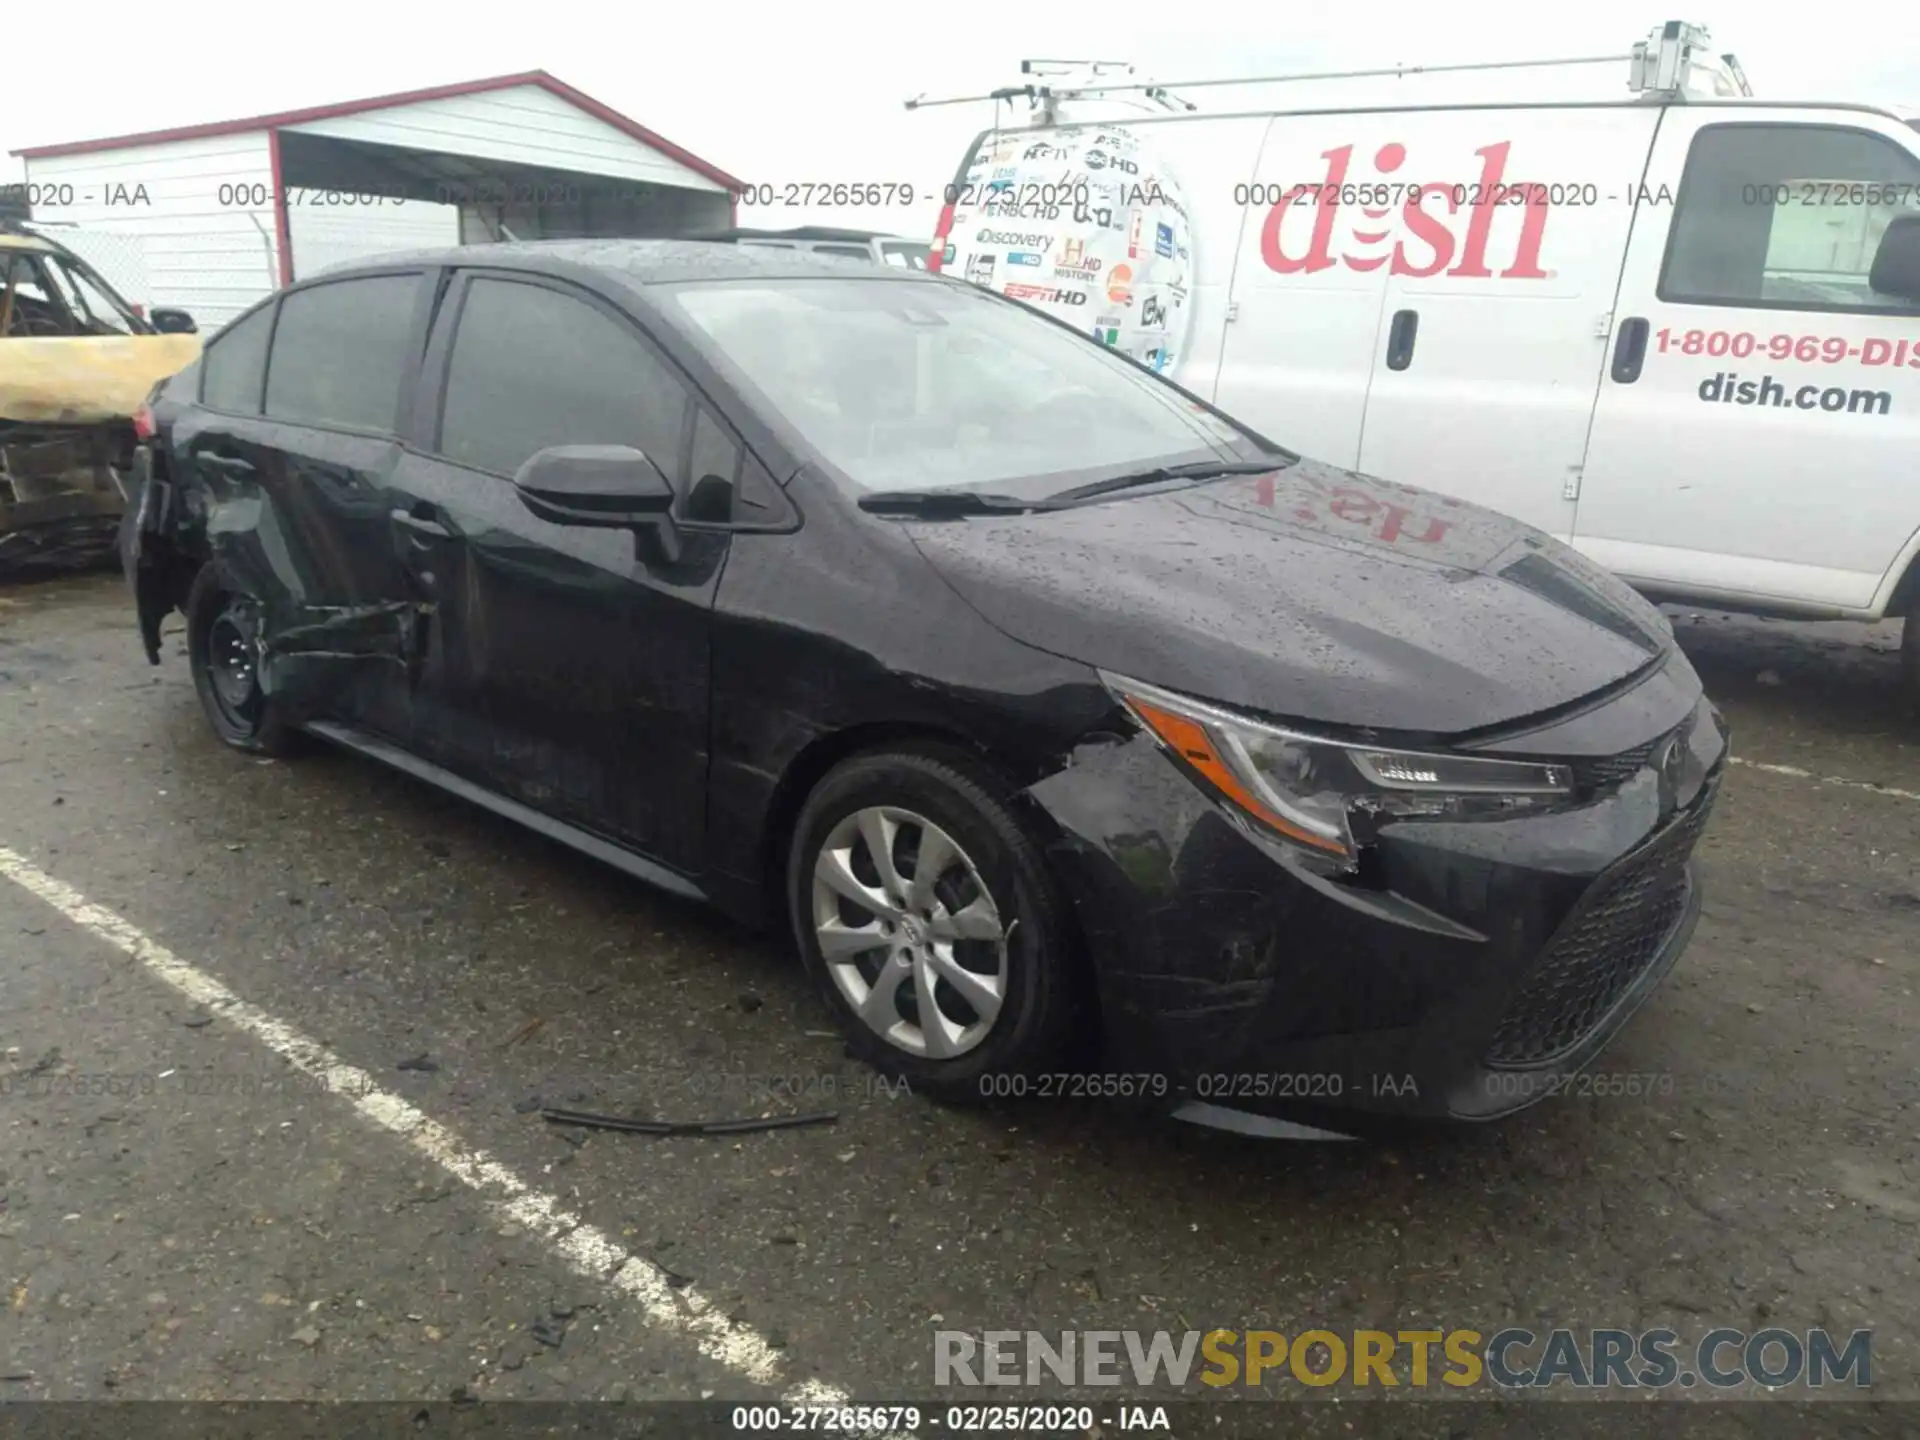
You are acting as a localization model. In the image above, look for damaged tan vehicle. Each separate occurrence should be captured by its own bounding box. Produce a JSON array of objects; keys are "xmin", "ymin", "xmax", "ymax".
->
[{"xmin": 1, "ymin": 224, "xmax": 201, "ymax": 576}]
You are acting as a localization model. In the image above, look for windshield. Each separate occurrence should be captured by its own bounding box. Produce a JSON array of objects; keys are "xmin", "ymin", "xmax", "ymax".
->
[
  {"xmin": 41, "ymin": 251, "xmax": 142, "ymax": 335},
  {"xmin": 661, "ymin": 277, "xmax": 1260, "ymax": 494}
]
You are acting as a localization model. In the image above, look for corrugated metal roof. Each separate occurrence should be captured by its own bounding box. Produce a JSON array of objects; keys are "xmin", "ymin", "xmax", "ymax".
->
[{"xmin": 11, "ymin": 71, "xmax": 743, "ymax": 193}]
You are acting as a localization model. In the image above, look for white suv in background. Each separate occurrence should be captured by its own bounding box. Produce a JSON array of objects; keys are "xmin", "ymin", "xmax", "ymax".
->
[{"xmin": 721, "ymin": 227, "xmax": 929, "ymax": 269}]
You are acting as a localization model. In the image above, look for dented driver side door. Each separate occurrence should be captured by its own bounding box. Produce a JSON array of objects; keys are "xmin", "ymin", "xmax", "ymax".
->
[{"xmin": 179, "ymin": 271, "xmax": 438, "ymax": 734}]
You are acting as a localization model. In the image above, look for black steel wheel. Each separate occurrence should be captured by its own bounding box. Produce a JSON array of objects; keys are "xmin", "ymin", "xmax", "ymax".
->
[{"xmin": 185, "ymin": 564, "xmax": 301, "ymax": 756}]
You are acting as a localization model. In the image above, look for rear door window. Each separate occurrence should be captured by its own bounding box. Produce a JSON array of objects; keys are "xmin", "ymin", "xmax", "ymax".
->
[
  {"xmin": 264, "ymin": 274, "xmax": 423, "ymax": 432},
  {"xmin": 1, "ymin": 253, "xmax": 67, "ymax": 335},
  {"xmin": 201, "ymin": 303, "xmax": 275, "ymax": 415},
  {"xmin": 436, "ymin": 276, "xmax": 691, "ymax": 481}
]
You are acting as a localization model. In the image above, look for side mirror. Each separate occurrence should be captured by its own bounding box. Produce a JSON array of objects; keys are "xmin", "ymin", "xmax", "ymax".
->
[
  {"xmin": 512, "ymin": 444, "xmax": 682, "ymax": 562},
  {"xmin": 150, "ymin": 308, "xmax": 197, "ymax": 335},
  {"xmin": 1868, "ymin": 213, "xmax": 1920, "ymax": 302}
]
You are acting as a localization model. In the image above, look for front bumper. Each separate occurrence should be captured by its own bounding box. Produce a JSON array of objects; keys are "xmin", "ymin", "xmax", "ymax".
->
[
  {"xmin": 0, "ymin": 420, "xmax": 136, "ymax": 578},
  {"xmin": 1026, "ymin": 684, "xmax": 1727, "ymax": 1130}
]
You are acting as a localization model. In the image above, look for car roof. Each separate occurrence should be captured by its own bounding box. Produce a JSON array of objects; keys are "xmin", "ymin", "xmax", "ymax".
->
[
  {"xmin": 306, "ymin": 238, "xmax": 942, "ymax": 288},
  {"xmin": 0, "ymin": 232, "xmax": 56, "ymax": 253}
]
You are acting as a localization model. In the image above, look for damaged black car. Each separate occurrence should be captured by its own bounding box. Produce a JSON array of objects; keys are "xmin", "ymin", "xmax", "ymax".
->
[{"xmin": 121, "ymin": 241, "xmax": 1727, "ymax": 1137}]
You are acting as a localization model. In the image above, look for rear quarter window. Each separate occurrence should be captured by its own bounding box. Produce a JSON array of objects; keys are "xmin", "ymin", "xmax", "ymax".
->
[
  {"xmin": 264, "ymin": 274, "xmax": 423, "ymax": 432},
  {"xmin": 200, "ymin": 304, "xmax": 274, "ymax": 415}
]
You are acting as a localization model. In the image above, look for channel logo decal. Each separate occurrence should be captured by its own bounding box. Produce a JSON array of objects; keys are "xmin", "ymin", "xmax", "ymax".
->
[
  {"xmin": 1004, "ymin": 284, "xmax": 1088, "ymax": 307},
  {"xmin": 942, "ymin": 124, "xmax": 1194, "ymax": 373}
]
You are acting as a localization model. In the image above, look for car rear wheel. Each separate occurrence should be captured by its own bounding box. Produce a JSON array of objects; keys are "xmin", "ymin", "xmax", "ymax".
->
[
  {"xmin": 185, "ymin": 565, "xmax": 301, "ymax": 756},
  {"xmin": 786, "ymin": 746, "xmax": 1081, "ymax": 1102}
]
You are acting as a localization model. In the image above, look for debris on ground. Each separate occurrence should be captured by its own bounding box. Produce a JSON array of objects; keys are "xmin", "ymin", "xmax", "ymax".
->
[
  {"xmin": 498, "ymin": 1017, "xmax": 546, "ymax": 1049},
  {"xmin": 539, "ymin": 1106, "xmax": 837, "ymax": 1138}
]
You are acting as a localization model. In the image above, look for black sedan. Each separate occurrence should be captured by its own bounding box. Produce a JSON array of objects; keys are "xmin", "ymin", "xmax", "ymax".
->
[{"xmin": 119, "ymin": 241, "xmax": 1726, "ymax": 1138}]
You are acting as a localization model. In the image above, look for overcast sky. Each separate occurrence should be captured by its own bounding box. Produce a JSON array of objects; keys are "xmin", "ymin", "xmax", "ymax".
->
[{"xmin": 5, "ymin": 0, "xmax": 1918, "ymax": 237}]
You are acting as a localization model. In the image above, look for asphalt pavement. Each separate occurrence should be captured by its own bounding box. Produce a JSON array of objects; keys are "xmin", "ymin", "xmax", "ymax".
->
[{"xmin": 2, "ymin": 573, "xmax": 1916, "ymax": 1429}]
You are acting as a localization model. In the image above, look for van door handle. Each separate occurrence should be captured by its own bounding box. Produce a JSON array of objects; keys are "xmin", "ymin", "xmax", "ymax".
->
[
  {"xmin": 1611, "ymin": 317, "xmax": 1650, "ymax": 383},
  {"xmin": 1385, "ymin": 309, "xmax": 1419, "ymax": 371}
]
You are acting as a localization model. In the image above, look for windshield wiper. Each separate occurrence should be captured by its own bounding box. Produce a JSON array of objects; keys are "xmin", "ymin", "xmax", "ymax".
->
[
  {"xmin": 857, "ymin": 488, "xmax": 1045, "ymax": 517},
  {"xmin": 1045, "ymin": 459, "xmax": 1283, "ymax": 507}
]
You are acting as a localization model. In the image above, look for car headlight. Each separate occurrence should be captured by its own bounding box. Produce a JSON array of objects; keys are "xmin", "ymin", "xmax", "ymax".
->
[{"xmin": 1103, "ymin": 673, "xmax": 1574, "ymax": 871}]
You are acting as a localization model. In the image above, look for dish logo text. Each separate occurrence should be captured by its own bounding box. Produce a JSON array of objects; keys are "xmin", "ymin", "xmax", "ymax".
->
[{"xmin": 1262, "ymin": 142, "xmax": 1550, "ymax": 281}]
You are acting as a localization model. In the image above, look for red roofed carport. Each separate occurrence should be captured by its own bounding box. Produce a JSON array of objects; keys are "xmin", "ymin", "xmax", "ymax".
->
[{"xmin": 13, "ymin": 72, "xmax": 744, "ymax": 317}]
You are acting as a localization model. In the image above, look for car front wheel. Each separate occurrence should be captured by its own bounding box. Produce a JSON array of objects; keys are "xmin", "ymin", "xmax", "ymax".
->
[{"xmin": 787, "ymin": 746, "xmax": 1081, "ymax": 1102}]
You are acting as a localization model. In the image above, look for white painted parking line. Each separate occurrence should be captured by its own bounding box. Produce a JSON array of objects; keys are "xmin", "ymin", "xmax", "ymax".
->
[
  {"xmin": 0, "ymin": 843, "xmax": 852, "ymax": 1409},
  {"xmin": 1728, "ymin": 755, "xmax": 1920, "ymax": 804}
]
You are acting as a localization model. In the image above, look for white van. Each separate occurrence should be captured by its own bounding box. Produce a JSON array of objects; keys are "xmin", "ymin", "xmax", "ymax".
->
[{"xmin": 917, "ymin": 23, "xmax": 1920, "ymax": 699}]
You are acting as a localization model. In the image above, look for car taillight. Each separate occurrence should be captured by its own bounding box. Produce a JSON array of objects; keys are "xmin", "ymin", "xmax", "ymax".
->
[
  {"xmin": 132, "ymin": 404, "xmax": 156, "ymax": 441},
  {"xmin": 131, "ymin": 303, "xmax": 146, "ymax": 319},
  {"xmin": 927, "ymin": 202, "xmax": 956, "ymax": 273}
]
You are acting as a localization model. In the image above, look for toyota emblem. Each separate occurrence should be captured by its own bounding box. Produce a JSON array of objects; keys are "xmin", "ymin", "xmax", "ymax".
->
[{"xmin": 1656, "ymin": 736, "xmax": 1685, "ymax": 814}]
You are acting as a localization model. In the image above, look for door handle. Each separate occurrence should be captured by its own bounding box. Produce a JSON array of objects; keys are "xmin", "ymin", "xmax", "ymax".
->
[
  {"xmin": 391, "ymin": 503, "xmax": 451, "ymax": 541},
  {"xmin": 1611, "ymin": 317, "xmax": 1650, "ymax": 384},
  {"xmin": 1385, "ymin": 309, "xmax": 1419, "ymax": 371}
]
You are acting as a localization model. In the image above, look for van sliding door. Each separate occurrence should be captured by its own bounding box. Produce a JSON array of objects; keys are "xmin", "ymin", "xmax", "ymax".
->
[
  {"xmin": 1213, "ymin": 114, "xmax": 1403, "ymax": 468},
  {"xmin": 1351, "ymin": 107, "xmax": 1660, "ymax": 540}
]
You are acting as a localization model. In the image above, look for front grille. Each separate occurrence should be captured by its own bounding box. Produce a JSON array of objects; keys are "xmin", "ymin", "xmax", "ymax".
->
[
  {"xmin": 1568, "ymin": 735, "xmax": 1665, "ymax": 792},
  {"xmin": 1485, "ymin": 792, "xmax": 1715, "ymax": 1068}
]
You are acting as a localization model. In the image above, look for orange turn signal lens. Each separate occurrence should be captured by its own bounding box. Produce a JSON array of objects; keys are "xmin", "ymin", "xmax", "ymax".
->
[{"xmin": 1125, "ymin": 697, "xmax": 1350, "ymax": 857}]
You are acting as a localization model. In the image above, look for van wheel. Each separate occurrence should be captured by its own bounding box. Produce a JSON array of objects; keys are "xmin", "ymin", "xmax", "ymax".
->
[
  {"xmin": 1905, "ymin": 598, "xmax": 1920, "ymax": 711},
  {"xmin": 185, "ymin": 565, "xmax": 302, "ymax": 756},
  {"xmin": 786, "ymin": 746, "xmax": 1081, "ymax": 1103}
]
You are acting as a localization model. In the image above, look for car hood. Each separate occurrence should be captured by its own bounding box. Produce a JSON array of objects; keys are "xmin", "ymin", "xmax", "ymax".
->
[
  {"xmin": 0, "ymin": 334, "xmax": 201, "ymax": 425},
  {"xmin": 905, "ymin": 459, "xmax": 1673, "ymax": 736}
]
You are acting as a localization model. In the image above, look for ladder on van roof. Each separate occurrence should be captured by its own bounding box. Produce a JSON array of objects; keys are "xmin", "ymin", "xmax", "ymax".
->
[{"xmin": 903, "ymin": 20, "xmax": 1753, "ymax": 119}]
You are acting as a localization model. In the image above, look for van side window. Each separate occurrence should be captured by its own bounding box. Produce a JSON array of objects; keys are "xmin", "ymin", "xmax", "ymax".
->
[
  {"xmin": 201, "ymin": 303, "xmax": 275, "ymax": 415},
  {"xmin": 1661, "ymin": 125, "xmax": 1920, "ymax": 312}
]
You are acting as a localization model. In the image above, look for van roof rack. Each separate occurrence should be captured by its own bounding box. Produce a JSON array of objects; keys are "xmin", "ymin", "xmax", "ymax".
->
[{"xmin": 904, "ymin": 20, "xmax": 1751, "ymax": 118}]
